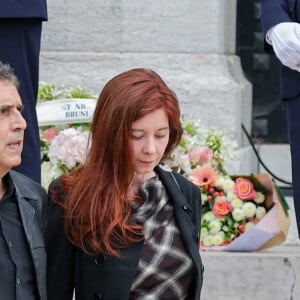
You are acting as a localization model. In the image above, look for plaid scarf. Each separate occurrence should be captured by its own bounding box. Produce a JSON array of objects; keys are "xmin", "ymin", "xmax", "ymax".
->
[{"xmin": 130, "ymin": 176, "xmax": 195, "ymax": 299}]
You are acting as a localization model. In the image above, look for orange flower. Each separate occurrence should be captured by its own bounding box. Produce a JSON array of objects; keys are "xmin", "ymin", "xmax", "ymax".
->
[{"xmin": 188, "ymin": 166, "xmax": 217, "ymax": 186}]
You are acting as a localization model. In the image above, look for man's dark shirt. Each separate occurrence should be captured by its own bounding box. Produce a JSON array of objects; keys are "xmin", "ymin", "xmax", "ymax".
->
[{"xmin": 0, "ymin": 173, "xmax": 38, "ymax": 299}]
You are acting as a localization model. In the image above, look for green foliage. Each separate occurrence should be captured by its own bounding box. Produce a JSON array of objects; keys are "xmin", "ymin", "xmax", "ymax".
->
[
  {"xmin": 182, "ymin": 118, "xmax": 200, "ymax": 136},
  {"xmin": 65, "ymin": 86, "xmax": 94, "ymax": 99},
  {"xmin": 38, "ymin": 82, "xmax": 63, "ymax": 101},
  {"xmin": 38, "ymin": 82, "xmax": 95, "ymax": 101},
  {"xmin": 206, "ymin": 129, "xmax": 223, "ymax": 158},
  {"xmin": 68, "ymin": 123, "xmax": 91, "ymax": 131}
]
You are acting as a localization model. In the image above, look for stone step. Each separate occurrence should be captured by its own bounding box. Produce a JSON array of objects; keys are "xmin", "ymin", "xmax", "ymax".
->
[{"xmin": 200, "ymin": 245, "xmax": 300, "ymax": 300}]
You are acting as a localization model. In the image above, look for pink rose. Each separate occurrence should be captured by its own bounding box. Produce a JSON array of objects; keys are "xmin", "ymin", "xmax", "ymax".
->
[
  {"xmin": 212, "ymin": 200, "xmax": 232, "ymax": 217},
  {"xmin": 189, "ymin": 147, "xmax": 213, "ymax": 166},
  {"xmin": 43, "ymin": 128, "xmax": 59, "ymax": 142},
  {"xmin": 234, "ymin": 178, "xmax": 257, "ymax": 200}
]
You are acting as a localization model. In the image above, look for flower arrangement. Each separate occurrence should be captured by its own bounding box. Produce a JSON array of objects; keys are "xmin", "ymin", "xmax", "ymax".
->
[{"xmin": 38, "ymin": 82, "xmax": 95, "ymax": 188}]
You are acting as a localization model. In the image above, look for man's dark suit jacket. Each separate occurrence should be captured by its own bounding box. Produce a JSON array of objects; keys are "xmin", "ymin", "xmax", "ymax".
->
[
  {"xmin": 9, "ymin": 170, "xmax": 48, "ymax": 300},
  {"xmin": 0, "ymin": 0, "xmax": 48, "ymax": 183},
  {"xmin": 0, "ymin": 0, "xmax": 47, "ymax": 19},
  {"xmin": 260, "ymin": 0, "xmax": 300, "ymax": 100}
]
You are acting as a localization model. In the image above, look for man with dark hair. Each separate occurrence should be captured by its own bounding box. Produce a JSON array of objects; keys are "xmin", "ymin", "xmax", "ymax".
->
[
  {"xmin": 0, "ymin": 0, "xmax": 48, "ymax": 183},
  {"xmin": 0, "ymin": 61, "xmax": 47, "ymax": 300},
  {"xmin": 260, "ymin": 0, "xmax": 300, "ymax": 238}
]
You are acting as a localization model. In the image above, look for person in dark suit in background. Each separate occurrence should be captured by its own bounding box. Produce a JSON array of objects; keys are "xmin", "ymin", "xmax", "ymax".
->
[
  {"xmin": 46, "ymin": 68, "xmax": 204, "ymax": 300},
  {"xmin": 260, "ymin": 0, "xmax": 300, "ymax": 238},
  {"xmin": 0, "ymin": 0, "xmax": 48, "ymax": 183},
  {"xmin": 0, "ymin": 61, "xmax": 47, "ymax": 300}
]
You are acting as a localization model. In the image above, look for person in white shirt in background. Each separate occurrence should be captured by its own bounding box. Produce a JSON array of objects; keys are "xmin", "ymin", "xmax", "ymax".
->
[{"xmin": 260, "ymin": 0, "xmax": 300, "ymax": 239}]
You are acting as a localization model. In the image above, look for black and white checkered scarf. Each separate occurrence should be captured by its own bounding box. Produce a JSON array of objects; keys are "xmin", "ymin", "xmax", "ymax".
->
[{"xmin": 130, "ymin": 176, "xmax": 195, "ymax": 299}]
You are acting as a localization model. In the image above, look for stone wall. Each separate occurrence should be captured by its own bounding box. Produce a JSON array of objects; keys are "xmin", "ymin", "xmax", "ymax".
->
[{"xmin": 40, "ymin": 0, "xmax": 255, "ymax": 173}]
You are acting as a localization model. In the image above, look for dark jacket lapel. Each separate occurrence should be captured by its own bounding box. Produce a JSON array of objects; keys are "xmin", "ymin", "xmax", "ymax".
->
[
  {"xmin": 11, "ymin": 172, "xmax": 47, "ymax": 300},
  {"xmin": 155, "ymin": 167, "xmax": 198, "ymax": 254},
  {"xmin": 16, "ymin": 194, "xmax": 35, "ymax": 247}
]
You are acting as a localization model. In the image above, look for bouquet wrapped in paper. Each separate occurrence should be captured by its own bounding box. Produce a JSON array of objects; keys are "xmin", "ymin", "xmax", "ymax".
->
[
  {"xmin": 197, "ymin": 173, "xmax": 290, "ymax": 251},
  {"xmin": 161, "ymin": 118, "xmax": 290, "ymax": 251}
]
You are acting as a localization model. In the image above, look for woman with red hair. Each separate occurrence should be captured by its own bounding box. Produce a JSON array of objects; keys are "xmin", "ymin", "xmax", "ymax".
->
[{"xmin": 46, "ymin": 68, "xmax": 204, "ymax": 300}]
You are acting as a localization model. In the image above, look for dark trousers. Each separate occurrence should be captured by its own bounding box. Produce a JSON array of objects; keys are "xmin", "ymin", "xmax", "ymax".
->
[
  {"xmin": 286, "ymin": 95, "xmax": 300, "ymax": 237},
  {"xmin": 0, "ymin": 20, "xmax": 42, "ymax": 183}
]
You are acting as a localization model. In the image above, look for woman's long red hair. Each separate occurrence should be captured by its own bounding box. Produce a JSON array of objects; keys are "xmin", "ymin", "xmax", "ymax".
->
[{"xmin": 50, "ymin": 68, "xmax": 183, "ymax": 256}]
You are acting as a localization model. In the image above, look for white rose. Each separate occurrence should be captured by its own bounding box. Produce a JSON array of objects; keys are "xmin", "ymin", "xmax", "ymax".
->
[
  {"xmin": 214, "ymin": 176, "xmax": 235, "ymax": 192},
  {"xmin": 202, "ymin": 211, "xmax": 216, "ymax": 221},
  {"xmin": 209, "ymin": 219, "xmax": 222, "ymax": 234},
  {"xmin": 231, "ymin": 198, "xmax": 243, "ymax": 208},
  {"xmin": 232, "ymin": 208, "xmax": 245, "ymax": 222},
  {"xmin": 221, "ymin": 177, "xmax": 235, "ymax": 194},
  {"xmin": 226, "ymin": 192, "xmax": 240, "ymax": 203},
  {"xmin": 242, "ymin": 202, "xmax": 257, "ymax": 218},
  {"xmin": 254, "ymin": 192, "xmax": 265, "ymax": 204},
  {"xmin": 212, "ymin": 233, "xmax": 224, "ymax": 246},
  {"xmin": 256, "ymin": 206, "xmax": 267, "ymax": 219},
  {"xmin": 202, "ymin": 234, "xmax": 214, "ymax": 247}
]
